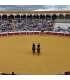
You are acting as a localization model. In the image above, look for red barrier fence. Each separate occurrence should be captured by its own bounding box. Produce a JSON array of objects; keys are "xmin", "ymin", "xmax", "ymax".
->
[{"xmin": 0, "ymin": 31, "xmax": 70, "ymax": 37}]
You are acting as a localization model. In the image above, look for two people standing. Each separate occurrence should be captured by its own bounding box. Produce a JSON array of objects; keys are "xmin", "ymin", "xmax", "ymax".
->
[{"xmin": 32, "ymin": 43, "xmax": 40, "ymax": 56}]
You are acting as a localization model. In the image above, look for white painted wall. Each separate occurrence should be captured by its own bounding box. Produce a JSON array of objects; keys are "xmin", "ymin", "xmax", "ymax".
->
[{"xmin": 54, "ymin": 23, "xmax": 70, "ymax": 29}]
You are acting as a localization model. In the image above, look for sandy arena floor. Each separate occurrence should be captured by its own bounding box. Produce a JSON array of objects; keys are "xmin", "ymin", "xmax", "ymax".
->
[{"xmin": 0, "ymin": 35, "xmax": 70, "ymax": 75}]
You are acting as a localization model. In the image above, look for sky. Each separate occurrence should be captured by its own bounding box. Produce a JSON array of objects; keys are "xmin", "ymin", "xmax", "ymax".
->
[{"xmin": 0, "ymin": 5, "xmax": 70, "ymax": 11}]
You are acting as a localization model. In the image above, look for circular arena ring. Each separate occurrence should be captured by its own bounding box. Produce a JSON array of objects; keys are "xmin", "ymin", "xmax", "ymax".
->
[{"xmin": 0, "ymin": 31, "xmax": 70, "ymax": 75}]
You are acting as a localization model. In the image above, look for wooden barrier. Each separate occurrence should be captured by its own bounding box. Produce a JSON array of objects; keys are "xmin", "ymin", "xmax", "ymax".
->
[
  {"xmin": 58, "ymin": 33, "xmax": 64, "ymax": 36},
  {"xmin": 8, "ymin": 33, "xmax": 14, "ymax": 36},
  {"xmin": 52, "ymin": 32, "xmax": 58, "ymax": 35},
  {"xmin": 0, "ymin": 34, "xmax": 1, "ymax": 36},
  {"xmin": 20, "ymin": 32, "xmax": 27, "ymax": 35},
  {"xmin": 34, "ymin": 32, "xmax": 40, "ymax": 35},
  {"xmin": 2, "ymin": 33, "xmax": 7, "ymax": 36},
  {"xmin": 45, "ymin": 32, "xmax": 51, "ymax": 35},
  {"xmin": 65, "ymin": 34, "xmax": 70, "ymax": 36},
  {"xmin": 14, "ymin": 32, "xmax": 20, "ymax": 35},
  {"xmin": 0, "ymin": 31, "xmax": 70, "ymax": 37},
  {"xmin": 64, "ymin": 71, "xmax": 70, "ymax": 75}
]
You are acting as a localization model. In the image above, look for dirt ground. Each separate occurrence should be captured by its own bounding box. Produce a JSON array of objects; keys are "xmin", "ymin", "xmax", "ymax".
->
[{"xmin": 0, "ymin": 35, "xmax": 70, "ymax": 75}]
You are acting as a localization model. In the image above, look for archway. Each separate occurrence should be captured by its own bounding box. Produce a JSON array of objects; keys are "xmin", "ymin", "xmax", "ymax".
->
[
  {"xmin": 46, "ymin": 14, "xmax": 51, "ymax": 20},
  {"xmin": 59, "ymin": 14, "xmax": 64, "ymax": 19},
  {"xmin": 2, "ymin": 14, "xmax": 7, "ymax": 20},
  {"xmin": 52, "ymin": 14, "xmax": 58, "ymax": 20},
  {"xmin": 40, "ymin": 14, "xmax": 45, "ymax": 19},
  {"xmin": 21, "ymin": 15, "xmax": 26, "ymax": 20},
  {"xmin": 65, "ymin": 14, "xmax": 70, "ymax": 19}
]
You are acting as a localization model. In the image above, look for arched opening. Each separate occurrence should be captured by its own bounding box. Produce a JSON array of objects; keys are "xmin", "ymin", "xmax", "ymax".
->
[
  {"xmin": 40, "ymin": 14, "xmax": 45, "ymax": 19},
  {"xmin": 65, "ymin": 14, "xmax": 70, "ymax": 19},
  {"xmin": 21, "ymin": 15, "xmax": 26, "ymax": 20},
  {"xmin": 15, "ymin": 15, "xmax": 20, "ymax": 22},
  {"xmin": 59, "ymin": 14, "xmax": 64, "ymax": 19},
  {"xmin": 2, "ymin": 15, "xmax": 7, "ymax": 20},
  {"xmin": 8, "ymin": 15, "xmax": 14, "ymax": 22},
  {"xmin": 8, "ymin": 15, "xmax": 14, "ymax": 19},
  {"xmin": 52, "ymin": 14, "xmax": 58, "ymax": 20},
  {"xmin": 46, "ymin": 14, "xmax": 51, "ymax": 20},
  {"xmin": 27, "ymin": 15, "xmax": 32, "ymax": 19},
  {"xmin": 33, "ymin": 15, "xmax": 39, "ymax": 19},
  {"xmin": 15, "ymin": 15, "xmax": 20, "ymax": 19}
]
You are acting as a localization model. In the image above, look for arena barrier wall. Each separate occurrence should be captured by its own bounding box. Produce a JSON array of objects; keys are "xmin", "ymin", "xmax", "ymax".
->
[{"xmin": 0, "ymin": 31, "xmax": 70, "ymax": 37}]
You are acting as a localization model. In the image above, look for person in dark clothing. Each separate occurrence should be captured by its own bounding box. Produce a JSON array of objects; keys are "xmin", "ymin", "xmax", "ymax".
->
[
  {"xmin": 12, "ymin": 72, "xmax": 16, "ymax": 75},
  {"xmin": 37, "ymin": 43, "xmax": 40, "ymax": 56},
  {"xmin": 40, "ymin": 30, "xmax": 44, "ymax": 35},
  {"xmin": 32, "ymin": 43, "xmax": 36, "ymax": 55}
]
